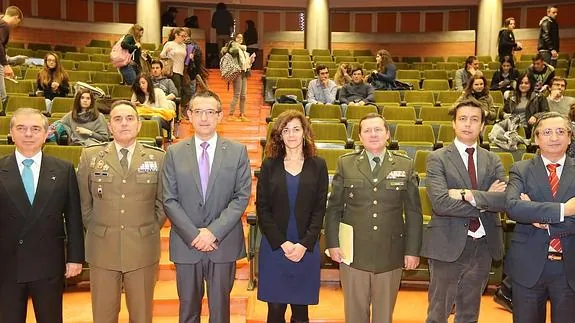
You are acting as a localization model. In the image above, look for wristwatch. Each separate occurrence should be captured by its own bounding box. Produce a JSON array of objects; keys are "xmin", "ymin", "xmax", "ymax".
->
[{"xmin": 460, "ymin": 189, "xmax": 466, "ymax": 201}]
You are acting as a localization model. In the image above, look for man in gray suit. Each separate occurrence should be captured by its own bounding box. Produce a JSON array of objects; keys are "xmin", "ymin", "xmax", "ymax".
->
[
  {"xmin": 161, "ymin": 90, "xmax": 252, "ymax": 323},
  {"xmin": 423, "ymin": 99, "xmax": 507, "ymax": 323}
]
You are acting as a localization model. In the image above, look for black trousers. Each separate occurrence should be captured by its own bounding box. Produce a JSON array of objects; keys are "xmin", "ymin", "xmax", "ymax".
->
[
  {"xmin": 0, "ymin": 275, "xmax": 64, "ymax": 323},
  {"xmin": 267, "ymin": 303, "xmax": 309, "ymax": 323}
]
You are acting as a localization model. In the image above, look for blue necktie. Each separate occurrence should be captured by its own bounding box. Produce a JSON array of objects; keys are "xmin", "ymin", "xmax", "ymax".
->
[{"xmin": 22, "ymin": 159, "xmax": 35, "ymax": 203}]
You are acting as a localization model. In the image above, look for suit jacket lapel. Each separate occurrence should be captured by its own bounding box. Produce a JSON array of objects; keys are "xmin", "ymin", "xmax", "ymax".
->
[
  {"xmin": 186, "ymin": 137, "xmax": 203, "ymax": 198},
  {"xmin": 356, "ymin": 151, "xmax": 374, "ymax": 184},
  {"xmin": 25, "ymin": 155, "xmax": 58, "ymax": 227},
  {"xmin": 205, "ymin": 137, "xmax": 225, "ymax": 200},
  {"xmin": 127, "ymin": 142, "xmax": 146, "ymax": 176},
  {"xmin": 0, "ymin": 154, "xmax": 30, "ymax": 216},
  {"xmin": 476, "ymin": 147, "xmax": 488, "ymax": 190},
  {"xmin": 446, "ymin": 143, "xmax": 473, "ymax": 188},
  {"xmin": 530, "ymin": 156, "xmax": 554, "ymax": 201},
  {"xmin": 557, "ymin": 156, "xmax": 575, "ymax": 201}
]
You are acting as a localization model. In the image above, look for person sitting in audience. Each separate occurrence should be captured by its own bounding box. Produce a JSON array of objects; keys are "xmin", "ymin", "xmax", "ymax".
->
[
  {"xmin": 338, "ymin": 66, "xmax": 375, "ymax": 115},
  {"xmin": 36, "ymin": 52, "xmax": 70, "ymax": 114},
  {"xmin": 333, "ymin": 63, "xmax": 352, "ymax": 88},
  {"xmin": 526, "ymin": 52, "xmax": 555, "ymax": 91},
  {"xmin": 305, "ymin": 64, "xmax": 337, "ymax": 114},
  {"xmin": 150, "ymin": 59, "xmax": 178, "ymax": 111},
  {"xmin": 546, "ymin": 77, "xmax": 575, "ymax": 116},
  {"xmin": 491, "ymin": 55, "xmax": 519, "ymax": 93},
  {"xmin": 503, "ymin": 72, "xmax": 549, "ymax": 138},
  {"xmin": 131, "ymin": 74, "xmax": 175, "ymax": 138},
  {"xmin": 59, "ymin": 89, "xmax": 109, "ymax": 146},
  {"xmin": 453, "ymin": 74, "xmax": 497, "ymax": 124},
  {"xmin": 120, "ymin": 24, "xmax": 144, "ymax": 86},
  {"xmin": 368, "ymin": 49, "xmax": 396, "ymax": 90},
  {"xmin": 454, "ymin": 55, "xmax": 482, "ymax": 91}
]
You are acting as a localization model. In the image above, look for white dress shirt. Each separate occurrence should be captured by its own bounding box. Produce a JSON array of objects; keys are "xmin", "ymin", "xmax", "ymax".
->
[{"xmin": 195, "ymin": 134, "xmax": 218, "ymax": 171}]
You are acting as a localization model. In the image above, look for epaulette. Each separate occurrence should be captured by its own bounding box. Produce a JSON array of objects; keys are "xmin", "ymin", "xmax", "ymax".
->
[
  {"xmin": 390, "ymin": 150, "xmax": 412, "ymax": 160},
  {"xmin": 341, "ymin": 149, "xmax": 362, "ymax": 158},
  {"xmin": 142, "ymin": 143, "xmax": 165, "ymax": 152},
  {"xmin": 84, "ymin": 142, "xmax": 107, "ymax": 149}
]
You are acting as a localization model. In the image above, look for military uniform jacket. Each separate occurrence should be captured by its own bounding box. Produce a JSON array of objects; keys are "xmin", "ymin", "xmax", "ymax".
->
[
  {"xmin": 77, "ymin": 142, "xmax": 166, "ymax": 272},
  {"xmin": 325, "ymin": 150, "xmax": 423, "ymax": 274}
]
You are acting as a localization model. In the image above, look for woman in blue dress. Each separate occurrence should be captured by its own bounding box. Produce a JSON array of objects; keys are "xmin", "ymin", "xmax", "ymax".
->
[{"xmin": 256, "ymin": 110, "xmax": 329, "ymax": 323}]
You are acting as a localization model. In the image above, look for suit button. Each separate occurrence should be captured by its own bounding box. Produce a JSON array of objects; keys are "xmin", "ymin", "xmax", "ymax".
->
[
  {"xmin": 373, "ymin": 179, "xmax": 377, "ymax": 183},
  {"xmin": 350, "ymin": 184, "xmax": 354, "ymax": 188},
  {"xmin": 373, "ymin": 213, "xmax": 377, "ymax": 218},
  {"xmin": 121, "ymin": 194, "xmax": 125, "ymax": 199},
  {"xmin": 373, "ymin": 226, "xmax": 378, "ymax": 230},
  {"xmin": 18, "ymin": 240, "xmax": 23, "ymax": 245},
  {"xmin": 122, "ymin": 180, "xmax": 127, "ymax": 184},
  {"xmin": 373, "ymin": 187, "xmax": 378, "ymax": 192},
  {"xmin": 373, "ymin": 200, "xmax": 378, "ymax": 205},
  {"xmin": 98, "ymin": 179, "xmax": 102, "ymax": 182},
  {"xmin": 121, "ymin": 225, "xmax": 125, "ymax": 230},
  {"xmin": 120, "ymin": 210, "xmax": 125, "ymax": 214}
]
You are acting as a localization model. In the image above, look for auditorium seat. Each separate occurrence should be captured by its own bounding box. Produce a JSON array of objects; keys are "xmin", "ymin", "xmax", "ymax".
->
[
  {"xmin": 311, "ymin": 123, "xmax": 351, "ymax": 149},
  {"xmin": 419, "ymin": 107, "xmax": 451, "ymax": 135},
  {"xmin": 422, "ymin": 79, "xmax": 450, "ymax": 91},
  {"xmin": 435, "ymin": 91, "xmax": 461, "ymax": 107},
  {"xmin": 397, "ymin": 70, "xmax": 421, "ymax": 80},
  {"xmin": 374, "ymin": 90, "xmax": 401, "ymax": 108},
  {"xmin": 412, "ymin": 62, "xmax": 434, "ymax": 71},
  {"xmin": 275, "ymin": 78, "xmax": 303, "ymax": 91},
  {"xmin": 291, "ymin": 61, "xmax": 313, "ymax": 70},
  {"xmin": 383, "ymin": 107, "xmax": 417, "ymax": 126},
  {"xmin": 0, "ymin": 144, "xmax": 15, "ymax": 156},
  {"xmin": 356, "ymin": 56, "xmax": 376, "ymax": 63},
  {"xmin": 92, "ymin": 71, "xmax": 123, "ymax": 84},
  {"xmin": 522, "ymin": 153, "xmax": 536, "ymax": 160},
  {"xmin": 43, "ymin": 145, "xmax": 83, "ymax": 168},
  {"xmin": 5, "ymin": 96, "xmax": 46, "ymax": 114},
  {"xmin": 267, "ymin": 61, "xmax": 289, "ymax": 69},
  {"xmin": 268, "ymin": 54, "xmax": 289, "ymax": 61},
  {"xmin": 50, "ymin": 97, "xmax": 75, "ymax": 118},
  {"xmin": 5, "ymin": 79, "xmax": 34, "ymax": 96},
  {"xmin": 87, "ymin": 39, "xmax": 112, "ymax": 48},
  {"xmin": 64, "ymin": 52, "xmax": 90, "ymax": 61},
  {"xmin": 264, "ymin": 68, "xmax": 289, "ymax": 78},
  {"xmin": 291, "ymin": 55, "xmax": 312, "ymax": 62},
  {"xmin": 362, "ymin": 62, "xmax": 377, "ymax": 70},
  {"xmin": 0, "ymin": 117, "xmax": 10, "ymax": 144},
  {"xmin": 313, "ymin": 56, "xmax": 334, "ymax": 63},
  {"xmin": 436, "ymin": 62, "xmax": 460, "ymax": 70},
  {"xmin": 90, "ymin": 54, "xmax": 112, "ymax": 63},
  {"xmin": 60, "ymin": 60, "xmax": 76, "ymax": 70},
  {"xmin": 317, "ymin": 148, "xmax": 354, "ymax": 174},
  {"xmin": 291, "ymin": 69, "xmax": 316, "ymax": 87},
  {"xmin": 345, "ymin": 105, "xmax": 378, "ymax": 124},
  {"xmin": 6, "ymin": 48, "xmax": 34, "ymax": 57},
  {"xmin": 393, "ymin": 124, "xmax": 435, "ymax": 158},
  {"xmin": 274, "ymin": 88, "xmax": 304, "ymax": 102},
  {"xmin": 414, "ymin": 150, "xmax": 432, "ymax": 184},
  {"xmin": 423, "ymin": 70, "xmax": 449, "ymax": 80},
  {"xmin": 423, "ymin": 56, "xmax": 444, "ymax": 64},
  {"xmin": 290, "ymin": 48, "xmax": 310, "ymax": 56},
  {"xmin": 269, "ymin": 48, "xmax": 289, "ymax": 55},
  {"xmin": 403, "ymin": 91, "xmax": 435, "ymax": 109},
  {"xmin": 352, "ymin": 49, "xmax": 373, "ymax": 56},
  {"xmin": 67, "ymin": 71, "xmax": 92, "ymax": 83},
  {"xmin": 312, "ymin": 49, "xmax": 331, "ymax": 57},
  {"xmin": 76, "ymin": 61, "xmax": 105, "ymax": 72},
  {"xmin": 402, "ymin": 56, "xmax": 422, "ymax": 64},
  {"xmin": 308, "ymin": 104, "xmax": 343, "ymax": 123},
  {"xmin": 111, "ymin": 85, "xmax": 133, "ymax": 99},
  {"xmin": 334, "ymin": 56, "xmax": 356, "ymax": 64},
  {"xmin": 495, "ymin": 152, "xmax": 515, "ymax": 175},
  {"xmin": 137, "ymin": 120, "xmax": 163, "ymax": 147},
  {"xmin": 436, "ymin": 124, "xmax": 455, "ymax": 146}
]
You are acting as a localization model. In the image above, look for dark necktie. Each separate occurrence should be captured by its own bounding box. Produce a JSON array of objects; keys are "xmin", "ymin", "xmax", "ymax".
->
[
  {"xmin": 372, "ymin": 156, "xmax": 381, "ymax": 177},
  {"xmin": 547, "ymin": 163, "xmax": 563, "ymax": 252},
  {"xmin": 466, "ymin": 147, "xmax": 480, "ymax": 232},
  {"xmin": 120, "ymin": 148, "xmax": 129, "ymax": 174}
]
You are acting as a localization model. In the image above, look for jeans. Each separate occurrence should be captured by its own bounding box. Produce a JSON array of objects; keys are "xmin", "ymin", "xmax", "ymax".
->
[
  {"xmin": 230, "ymin": 75, "xmax": 247, "ymax": 115},
  {"xmin": 120, "ymin": 64, "xmax": 138, "ymax": 86}
]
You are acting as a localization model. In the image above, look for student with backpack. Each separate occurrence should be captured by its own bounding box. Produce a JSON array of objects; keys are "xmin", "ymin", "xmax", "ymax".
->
[
  {"xmin": 111, "ymin": 24, "xmax": 144, "ymax": 86},
  {"xmin": 220, "ymin": 33, "xmax": 255, "ymax": 122}
]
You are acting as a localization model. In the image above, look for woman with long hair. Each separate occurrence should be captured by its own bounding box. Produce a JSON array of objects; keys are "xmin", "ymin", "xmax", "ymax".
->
[
  {"xmin": 36, "ymin": 52, "xmax": 70, "ymax": 113},
  {"xmin": 120, "ymin": 24, "xmax": 144, "ymax": 86},
  {"xmin": 453, "ymin": 74, "xmax": 497, "ymax": 124},
  {"xmin": 490, "ymin": 55, "xmax": 519, "ymax": 93},
  {"xmin": 256, "ymin": 110, "xmax": 328, "ymax": 323},
  {"xmin": 369, "ymin": 49, "xmax": 397, "ymax": 90},
  {"xmin": 503, "ymin": 72, "xmax": 549, "ymax": 138},
  {"xmin": 59, "ymin": 89, "xmax": 109, "ymax": 146},
  {"xmin": 131, "ymin": 73, "xmax": 174, "ymax": 138},
  {"xmin": 160, "ymin": 27, "xmax": 189, "ymax": 115},
  {"xmin": 334, "ymin": 63, "xmax": 352, "ymax": 88},
  {"xmin": 221, "ymin": 33, "xmax": 254, "ymax": 122}
]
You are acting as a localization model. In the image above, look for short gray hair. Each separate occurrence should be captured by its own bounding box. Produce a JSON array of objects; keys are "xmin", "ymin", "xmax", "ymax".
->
[{"xmin": 10, "ymin": 108, "xmax": 49, "ymax": 130}]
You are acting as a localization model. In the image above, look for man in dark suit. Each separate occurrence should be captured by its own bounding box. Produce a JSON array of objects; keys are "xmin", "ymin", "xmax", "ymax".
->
[
  {"xmin": 162, "ymin": 90, "xmax": 252, "ymax": 323},
  {"xmin": 325, "ymin": 113, "xmax": 422, "ymax": 323},
  {"xmin": 0, "ymin": 108, "xmax": 84, "ymax": 323},
  {"xmin": 423, "ymin": 100, "xmax": 507, "ymax": 323},
  {"xmin": 506, "ymin": 111, "xmax": 575, "ymax": 323}
]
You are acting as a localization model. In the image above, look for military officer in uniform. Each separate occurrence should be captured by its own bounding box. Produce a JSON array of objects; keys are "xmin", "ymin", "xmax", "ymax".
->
[
  {"xmin": 77, "ymin": 100, "xmax": 166, "ymax": 323},
  {"xmin": 325, "ymin": 113, "xmax": 423, "ymax": 323}
]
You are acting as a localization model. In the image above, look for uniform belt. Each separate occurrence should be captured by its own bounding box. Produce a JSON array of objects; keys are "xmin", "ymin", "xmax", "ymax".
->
[{"xmin": 547, "ymin": 252, "xmax": 563, "ymax": 261}]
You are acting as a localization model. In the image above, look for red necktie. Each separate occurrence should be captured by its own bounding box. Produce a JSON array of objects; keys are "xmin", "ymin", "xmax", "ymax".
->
[
  {"xmin": 547, "ymin": 163, "xmax": 563, "ymax": 252},
  {"xmin": 466, "ymin": 147, "xmax": 480, "ymax": 232}
]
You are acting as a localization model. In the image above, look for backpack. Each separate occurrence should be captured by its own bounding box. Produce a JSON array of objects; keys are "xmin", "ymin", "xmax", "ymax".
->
[
  {"xmin": 219, "ymin": 52, "xmax": 241, "ymax": 83},
  {"xmin": 110, "ymin": 36, "xmax": 132, "ymax": 68}
]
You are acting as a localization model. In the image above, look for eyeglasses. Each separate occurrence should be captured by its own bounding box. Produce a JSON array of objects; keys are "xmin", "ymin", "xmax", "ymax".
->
[
  {"xmin": 361, "ymin": 127, "xmax": 385, "ymax": 135},
  {"xmin": 538, "ymin": 128, "xmax": 570, "ymax": 137},
  {"xmin": 13, "ymin": 125, "xmax": 44, "ymax": 134},
  {"xmin": 191, "ymin": 109, "xmax": 221, "ymax": 117}
]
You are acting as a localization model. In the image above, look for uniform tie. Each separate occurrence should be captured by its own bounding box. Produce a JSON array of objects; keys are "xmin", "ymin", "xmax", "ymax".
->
[
  {"xmin": 547, "ymin": 163, "xmax": 563, "ymax": 252},
  {"xmin": 372, "ymin": 156, "xmax": 381, "ymax": 177},
  {"xmin": 120, "ymin": 148, "xmax": 129, "ymax": 174},
  {"xmin": 465, "ymin": 147, "xmax": 480, "ymax": 232},
  {"xmin": 199, "ymin": 142, "xmax": 210, "ymax": 200},
  {"xmin": 22, "ymin": 159, "xmax": 35, "ymax": 203}
]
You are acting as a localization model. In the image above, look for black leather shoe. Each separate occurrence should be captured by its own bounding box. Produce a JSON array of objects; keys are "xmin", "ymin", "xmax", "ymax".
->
[{"xmin": 493, "ymin": 288, "xmax": 513, "ymax": 313}]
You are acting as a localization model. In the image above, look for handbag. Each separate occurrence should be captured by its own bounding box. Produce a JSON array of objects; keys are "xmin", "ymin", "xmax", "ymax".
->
[
  {"xmin": 160, "ymin": 57, "xmax": 173, "ymax": 77},
  {"xmin": 219, "ymin": 52, "xmax": 241, "ymax": 83}
]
